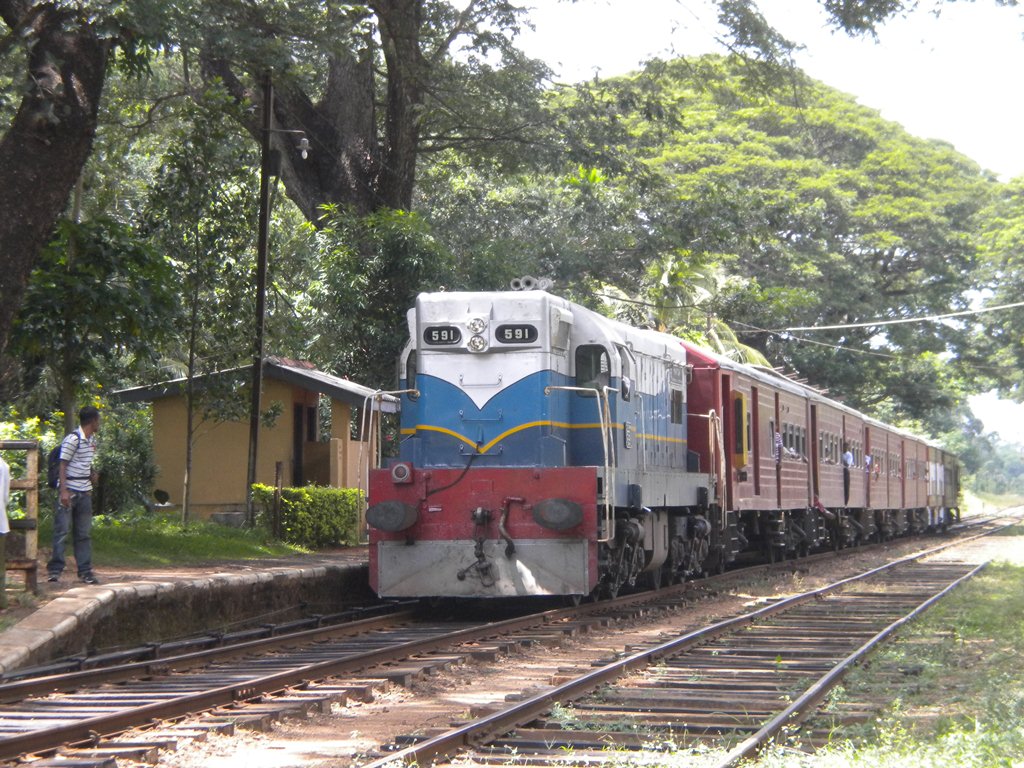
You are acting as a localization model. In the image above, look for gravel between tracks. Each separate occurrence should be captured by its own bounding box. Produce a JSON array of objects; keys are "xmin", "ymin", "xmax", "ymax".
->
[{"xmin": 148, "ymin": 526, "xmax": 1022, "ymax": 768}]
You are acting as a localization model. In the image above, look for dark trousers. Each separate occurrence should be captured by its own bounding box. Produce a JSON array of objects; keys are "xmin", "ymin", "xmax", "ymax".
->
[{"xmin": 48, "ymin": 491, "xmax": 93, "ymax": 577}]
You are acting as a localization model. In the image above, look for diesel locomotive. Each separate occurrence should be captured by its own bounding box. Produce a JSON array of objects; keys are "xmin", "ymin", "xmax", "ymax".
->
[{"xmin": 366, "ymin": 286, "xmax": 959, "ymax": 599}]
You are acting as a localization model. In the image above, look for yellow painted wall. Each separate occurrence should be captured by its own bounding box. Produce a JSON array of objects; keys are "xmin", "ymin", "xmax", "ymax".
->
[
  {"xmin": 153, "ymin": 380, "xmax": 297, "ymax": 517},
  {"xmin": 151, "ymin": 380, "xmax": 376, "ymax": 519}
]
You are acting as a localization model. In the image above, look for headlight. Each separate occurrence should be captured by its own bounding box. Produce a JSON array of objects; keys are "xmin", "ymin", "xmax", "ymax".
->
[
  {"xmin": 468, "ymin": 334, "xmax": 487, "ymax": 352},
  {"xmin": 467, "ymin": 317, "xmax": 487, "ymax": 334}
]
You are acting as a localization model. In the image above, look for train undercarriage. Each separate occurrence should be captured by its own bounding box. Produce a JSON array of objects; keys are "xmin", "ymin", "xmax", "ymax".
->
[{"xmin": 595, "ymin": 503, "xmax": 959, "ymax": 599}]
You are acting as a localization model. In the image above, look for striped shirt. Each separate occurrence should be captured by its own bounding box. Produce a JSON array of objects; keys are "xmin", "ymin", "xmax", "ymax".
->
[{"xmin": 60, "ymin": 428, "xmax": 97, "ymax": 492}]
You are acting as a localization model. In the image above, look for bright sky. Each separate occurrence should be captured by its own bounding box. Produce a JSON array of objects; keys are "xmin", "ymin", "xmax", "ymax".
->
[
  {"xmin": 518, "ymin": 0, "xmax": 1024, "ymax": 179},
  {"xmin": 518, "ymin": 0, "xmax": 1024, "ymax": 439}
]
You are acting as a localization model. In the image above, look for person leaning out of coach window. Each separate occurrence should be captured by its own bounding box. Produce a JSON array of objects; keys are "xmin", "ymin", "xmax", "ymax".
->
[{"xmin": 47, "ymin": 406, "xmax": 101, "ymax": 585}]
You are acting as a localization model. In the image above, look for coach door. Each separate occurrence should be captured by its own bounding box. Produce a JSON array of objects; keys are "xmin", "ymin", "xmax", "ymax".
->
[
  {"xmin": 751, "ymin": 387, "xmax": 761, "ymax": 497},
  {"xmin": 864, "ymin": 427, "xmax": 872, "ymax": 507},
  {"xmin": 720, "ymin": 373, "xmax": 735, "ymax": 511},
  {"xmin": 809, "ymin": 404, "xmax": 820, "ymax": 500}
]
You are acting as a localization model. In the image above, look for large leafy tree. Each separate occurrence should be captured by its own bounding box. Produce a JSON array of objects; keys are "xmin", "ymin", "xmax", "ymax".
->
[
  {"xmin": 975, "ymin": 177, "xmax": 1024, "ymax": 400},
  {"xmin": 190, "ymin": 0, "xmax": 551, "ymax": 220},
  {"xmin": 597, "ymin": 57, "xmax": 993, "ymax": 426},
  {"xmin": 10, "ymin": 218, "xmax": 176, "ymax": 429},
  {"xmin": 0, "ymin": 0, "xmax": 166, "ymax": 357}
]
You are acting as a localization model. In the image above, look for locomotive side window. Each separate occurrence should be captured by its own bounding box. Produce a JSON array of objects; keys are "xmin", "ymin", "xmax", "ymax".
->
[
  {"xmin": 575, "ymin": 345, "xmax": 610, "ymax": 392},
  {"xmin": 616, "ymin": 345, "xmax": 635, "ymax": 402},
  {"xmin": 669, "ymin": 365, "xmax": 684, "ymax": 423},
  {"xmin": 670, "ymin": 388, "xmax": 683, "ymax": 424}
]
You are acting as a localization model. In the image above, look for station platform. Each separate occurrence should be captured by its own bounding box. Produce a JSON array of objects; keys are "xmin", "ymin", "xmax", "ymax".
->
[{"xmin": 0, "ymin": 548, "xmax": 371, "ymax": 676}]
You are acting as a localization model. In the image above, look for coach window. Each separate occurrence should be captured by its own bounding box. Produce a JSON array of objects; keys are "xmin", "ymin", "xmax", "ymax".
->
[
  {"xmin": 732, "ymin": 392, "xmax": 749, "ymax": 464},
  {"xmin": 575, "ymin": 345, "xmax": 610, "ymax": 393},
  {"xmin": 799, "ymin": 427, "xmax": 807, "ymax": 459}
]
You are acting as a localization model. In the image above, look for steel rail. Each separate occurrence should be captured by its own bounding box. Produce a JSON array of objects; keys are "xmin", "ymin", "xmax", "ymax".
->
[
  {"xmin": 0, "ymin": 609, "xmax": 416, "ymax": 703},
  {"xmin": 361, "ymin": 522, "xmax": 1012, "ymax": 767},
  {"xmin": 0, "ymin": 587, "xmax": 690, "ymax": 761},
  {"xmin": 0, "ymin": 518, "xmax": 1002, "ymax": 762},
  {"xmin": 711, "ymin": 560, "xmax": 989, "ymax": 768},
  {"xmin": 4, "ymin": 514, "xmax": 993, "ymax": 697}
]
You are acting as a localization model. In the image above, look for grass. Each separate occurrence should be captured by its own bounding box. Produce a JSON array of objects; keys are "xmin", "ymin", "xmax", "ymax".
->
[
  {"xmin": 963, "ymin": 488, "xmax": 1024, "ymax": 516},
  {"xmin": 36, "ymin": 512, "xmax": 307, "ymax": 568},
  {"xmin": 549, "ymin": 528, "xmax": 1024, "ymax": 767},
  {"xmin": 748, "ymin": 536, "xmax": 1024, "ymax": 767}
]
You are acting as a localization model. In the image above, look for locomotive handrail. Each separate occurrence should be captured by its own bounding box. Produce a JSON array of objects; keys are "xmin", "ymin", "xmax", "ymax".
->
[
  {"xmin": 544, "ymin": 384, "xmax": 615, "ymax": 542},
  {"xmin": 358, "ymin": 389, "xmax": 420, "ymax": 540}
]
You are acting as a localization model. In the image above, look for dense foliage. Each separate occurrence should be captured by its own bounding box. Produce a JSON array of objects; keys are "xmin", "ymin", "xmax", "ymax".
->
[{"xmin": 2, "ymin": 1, "xmax": 1022, "ymax": 517}]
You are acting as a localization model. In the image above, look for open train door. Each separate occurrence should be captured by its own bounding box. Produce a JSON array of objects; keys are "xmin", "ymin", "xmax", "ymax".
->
[
  {"xmin": 809, "ymin": 404, "xmax": 820, "ymax": 500},
  {"xmin": 720, "ymin": 373, "xmax": 735, "ymax": 513},
  {"xmin": 864, "ymin": 426, "xmax": 872, "ymax": 508}
]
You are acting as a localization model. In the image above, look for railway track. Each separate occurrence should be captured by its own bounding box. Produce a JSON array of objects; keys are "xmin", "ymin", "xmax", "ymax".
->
[
  {"xmin": 365, "ymin": 551, "xmax": 989, "ymax": 767},
  {"xmin": 0, "ymin": 520, "xmax": 1001, "ymax": 766}
]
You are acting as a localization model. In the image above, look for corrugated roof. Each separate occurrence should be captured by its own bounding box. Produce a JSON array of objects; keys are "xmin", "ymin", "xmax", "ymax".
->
[{"xmin": 111, "ymin": 357, "xmax": 399, "ymax": 412}]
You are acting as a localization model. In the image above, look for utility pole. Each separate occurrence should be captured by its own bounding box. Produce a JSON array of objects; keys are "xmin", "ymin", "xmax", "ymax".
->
[{"xmin": 246, "ymin": 71, "xmax": 273, "ymax": 526}]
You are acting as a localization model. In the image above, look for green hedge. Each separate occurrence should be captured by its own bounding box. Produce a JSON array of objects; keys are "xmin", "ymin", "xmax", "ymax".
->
[{"xmin": 251, "ymin": 484, "xmax": 363, "ymax": 548}]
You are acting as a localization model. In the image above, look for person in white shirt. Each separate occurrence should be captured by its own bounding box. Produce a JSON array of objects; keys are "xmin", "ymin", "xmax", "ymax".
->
[{"xmin": 47, "ymin": 406, "xmax": 101, "ymax": 585}]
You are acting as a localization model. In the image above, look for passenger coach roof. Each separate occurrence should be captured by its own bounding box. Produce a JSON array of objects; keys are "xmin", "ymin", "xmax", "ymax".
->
[{"xmin": 681, "ymin": 341, "xmax": 807, "ymax": 397}]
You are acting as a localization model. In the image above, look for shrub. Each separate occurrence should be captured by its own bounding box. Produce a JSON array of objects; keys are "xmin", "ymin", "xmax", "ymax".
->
[
  {"xmin": 0, "ymin": 406, "xmax": 60, "ymax": 518},
  {"xmin": 251, "ymin": 484, "xmax": 363, "ymax": 548},
  {"xmin": 94, "ymin": 403, "xmax": 158, "ymax": 517}
]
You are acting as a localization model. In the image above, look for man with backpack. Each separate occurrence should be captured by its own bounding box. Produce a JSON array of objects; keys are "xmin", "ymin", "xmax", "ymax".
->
[{"xmin": 47, "ymin": 406, "xmax": 101, "ymax": 585}]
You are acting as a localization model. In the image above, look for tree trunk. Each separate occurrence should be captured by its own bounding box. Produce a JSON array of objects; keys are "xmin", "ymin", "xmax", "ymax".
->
[
  {"xmin": 0, "ymin": 2, "xmax": 110, "ymax": 356},
  {"xmin": 199, "ymin": 0, "xmax": 425, "ymax": 223},
  {"xmin": 373, "ymin": 0, "xmax": 426, "ymax": 211}
]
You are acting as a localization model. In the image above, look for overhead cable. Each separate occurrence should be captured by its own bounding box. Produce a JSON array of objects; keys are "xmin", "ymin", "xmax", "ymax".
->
[{"xmin": 776, "ymin": 301, "xmax": 1024, "ymax": 333}]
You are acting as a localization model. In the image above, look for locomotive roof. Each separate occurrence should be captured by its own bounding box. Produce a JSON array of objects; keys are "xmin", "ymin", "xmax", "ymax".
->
[{"xmin": 414, "ymin": 290, "xmax": 690, "ymax": 363}]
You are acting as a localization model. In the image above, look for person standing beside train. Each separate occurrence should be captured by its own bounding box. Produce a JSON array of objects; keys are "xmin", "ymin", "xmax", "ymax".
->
[
  {"xmin": 842, "ymin": 443, "xmax": 854, "ymax": 506},
  {"xmin": 47, "ymin": 406, "xmax": 101, "ymax": 585}
]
